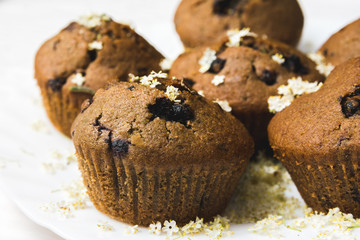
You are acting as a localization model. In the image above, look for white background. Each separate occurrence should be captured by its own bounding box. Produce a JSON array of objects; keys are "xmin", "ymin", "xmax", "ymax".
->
[{"xmin": 0, "ymin": 0, "xmax": 359, "ymax": 239}]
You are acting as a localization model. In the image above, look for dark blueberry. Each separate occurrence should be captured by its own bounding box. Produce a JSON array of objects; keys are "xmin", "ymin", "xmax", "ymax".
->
[
  {"xmin": 128, "ymin": 85, "xmax": 135, "ymax": 91},
  {"xmin": 213, "ymin": 0, "xmax": 239, "ymax": 15},
  {"xmin": 47, "ymin": 78, "xmax": 66, "ymax": 91},
  {"xmin": 340, "ymin": 86, "xmax": 360, "ymax": 118},
  {"xmin": 183, "ymin": 78, "xmax": 195, "ymax": 88},
  {"xmin": 341, "ymin": 98, "xmax": 360, "ymax": 118},
  {"xmin": 282, "ymin": 54, "xmax": 309, "ymax": 75},
  {"xmin": 208, "ymin": 58, "xmax": 226, "ymax": 74},
  {"xmin": 260, "ymin": 69, "xmax": 277, "ymax": 86},
  {"xmin": 251, "ymin": 65, "xmax": 256, "ymax": 73},
  {"xmin": 88, "ymin": 50, "xmax": 97, "ymax": 62},
  {"xmin": 148, "ymin": 97, "xmax": 194, "ymax": 126},
  {"xmin": 322, "ymin": 49, "xmax": 328, "ymax": 57},
  {"xmin": 63, "ymin": 22, "xmax": 77, "ymax": 32},
  {"xmin": 111, "ymin": 139, "xmax": 130, "ymax": 158}
]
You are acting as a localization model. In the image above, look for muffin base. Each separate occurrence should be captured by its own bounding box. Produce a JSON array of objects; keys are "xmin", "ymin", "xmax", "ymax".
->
[
  {"xmin": 275, "ymin": 150, "xmax": 360, "ymax": 217},
  {"xmin": 76, "ymin": 142, "xmax": 247, "ymax": 226}
]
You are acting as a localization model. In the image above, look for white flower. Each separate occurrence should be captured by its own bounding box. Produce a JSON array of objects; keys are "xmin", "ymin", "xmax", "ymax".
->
[
  {"xmin": 128, "ymin": 73, "xmax": 139, "ymax": 82},
  {"xmin": 71, "ymin": 73, "xmax": 86, "ymax": 86},
  {"xmin": 307, "ymin": 52, "xmax": 334, "ymax": 77},
  {"xmin": 181, "ymin": 217, "xmax": 204, "ymax": 235},
  {"xmin": 137, "ymin": 71, "xmax": 167, "ymax": 88},
  {"xmin": 149, "ymin": 222, "xmax": 162, "ymax": 235},
  {"xmin": 162, "ymin": 220, "xmax": 179, "ymax": 236},
  {"xmin": 97, "ymin": 221, "xmax": 113, "ymax": 231},
  {"xmin": 198, "ymin": 90, "xmax": 205, "ymax": 97},
  {"xmin": 88, "ymin": 41, "xmax": 103, "ymax": 50},
  {"xmin": 165, "ymin": 86, "xmax": 180, "ymax": 102},
  {"xmin": 199, "ymin": 48, "xmax": 217, "ymax": 73},
  {"xmin": 226, "ymin": 28, "xmax": 257, "ymax": 47},
  {"xmin": 268, "ymin": 77, "xmax": 323, "ymax": 113},
  {"xmin": 123, "ymin": 225, "xmax": 139, "ymax": 234},
  {"xmin": 268, "ymin": 95, "xmax": 294, "ymax": 113},
  {"xmin": 272, "ymin": 53, "xmax": 285, "ymax": 64},
  {"xmin": 149, "ymin": 79, "xmax": 161, "ymax": 88},
  {"xmin": 214, "ymin": 99, "xmax": 232, "ymax": 112},
  {"xmin": 211, "ymin": 75, "xmax": 225, "ymax": 86},
  {"xmin": 159, "ymin": 58, "xmax": 173, "ymax": 71},
  {"xmin": 77, "ymin": 13, "xmax": 110, "ymax": 28},
  {"xmin": 316, "ymin": 63, "xmax": 334, "ymax": 77}
]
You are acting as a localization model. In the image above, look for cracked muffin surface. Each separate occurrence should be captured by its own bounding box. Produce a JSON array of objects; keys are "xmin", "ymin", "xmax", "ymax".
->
[
  {"xmin": 174, "ymin": 0, "xmax": 304, "ymax": 48},
  {"xmin": 34, "ymin": 14, "xmax": 164, "ymax": 137},
  {"xmin": 268, "ymin": 57, "xmax": 360, "ymax": 218},
  {"xmin": 319, "ymin": 18, "xmax": 360, "ymax": 67},
  {"xmin": 170, "ymin": 33, "xmax": 324, "ymax": 149},
  {"xmin": 71, "ymin": 73, "xmax": 254, "ymax": 226}
]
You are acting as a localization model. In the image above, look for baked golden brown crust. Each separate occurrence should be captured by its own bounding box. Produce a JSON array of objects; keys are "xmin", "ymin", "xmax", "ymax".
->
[
  {"xmin": 71, "ymin": 76, "xmax": 254, "ymax": 226},
  {"xmin": 319, "ymin": 18, "xmax": 360, "ymax": 66},
  {"xmin": 174, "ymin": 0, "xmax": 304, "ymax": 48},
  {"xmin": 268, "ymin": 57, "xmax": 360, "ymax": 216},
  {"xmin": 34, "ymin": 18, "xmax": 164, "ymax": 137},
  {"xmin": 170, "ymin": 35, "xmax": 324, "ymax": 149}
]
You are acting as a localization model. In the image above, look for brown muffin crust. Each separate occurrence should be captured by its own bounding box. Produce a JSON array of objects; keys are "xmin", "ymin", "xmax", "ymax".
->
[
  {"xmin": 71, "ymin": 76, "xmax": 254, "ymax": 226},
  {"xmin": 268, "ymin": 57, "xmax": 360, "ymax": 216},
  {"xmin": 174, "ymin": 0, "xmax": 304, "ymax": 48},
  {"xmin": 34, "ymin": 16, "xmax": 164, "ymax": 137},
  {"xmin": 319, "ymin": 18, "xmax": 360, "ymax": 66},
  {"xmin": 170, "ymin": 35, "xmax": 324, "ymax": 149}
]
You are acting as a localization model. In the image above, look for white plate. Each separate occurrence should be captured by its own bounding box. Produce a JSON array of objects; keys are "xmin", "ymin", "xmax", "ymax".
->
[{"xmin": 1, "ymin": 0, "xmax": 360, "ymax": 239}]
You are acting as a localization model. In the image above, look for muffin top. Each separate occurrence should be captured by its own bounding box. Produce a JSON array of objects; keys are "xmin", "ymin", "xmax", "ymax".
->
[
  {"xmin": 319, "ymin": 18, "xmax": 360, "ymax": 66},
  {"xmin": 71, "ymin": 73, "xmax": 254, "ymax": 169},
  {"xmin": 35, "ymin": 14, "xmax": 164, "ymax": 93},
  {"xmin": 174, "ymin": 0, "xmax": 304, "ymax": 48},
  {"xmin": 170, "ymin": 32, "xmax": 324, "ymax": 123},
  {"xmin": 268, "ymin": 57, "xmax": 360, "ymax": 158}
]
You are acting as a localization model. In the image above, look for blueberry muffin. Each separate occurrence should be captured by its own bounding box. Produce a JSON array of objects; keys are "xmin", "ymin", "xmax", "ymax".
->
[
  {"xmin": 268, "ymin": 57, "xmax": 360, "ymax": 217},
  {"xmin": 170, "ymin": 32, "xmax": 324, "ymax": 149},
  {"xmin": 319, "ymin": 18, "xmax": 360, "ymax": 66},
  {"xmin": 34, "ymin": 14, "xmax": 164, "ymax": 137},
  {"xmin": 71, "ymin": 72, "xmax": 254, "ymax": 226},
  {"xmin": 174, "ymin": 0, "xmax": 304, "ymax": 48}
]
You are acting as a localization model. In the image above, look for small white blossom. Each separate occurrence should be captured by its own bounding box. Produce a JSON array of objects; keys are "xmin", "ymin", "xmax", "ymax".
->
[
  {"xmin": 159, "ymin": 58, "xmax": 173, "ymax": 71},
  {"xmin": 77, "ymin": 13, "xmax": 110, "ymax": 28},
  {"xmin": 162, "ymin": 220, "xmax": 179, "ymax": 236},
  {"xmin": 137, "ymin": 71, "xmax": 167, "ymax": 88},
  {"xmin": 128, "ymin": 73, "xmax": 139, "ymax": 82},
  {"xmin": 268, "ymin": 95, "xmax": 294, "ymax": 113},
  {"xmin": 226, "ymin": 28, "xmax": 257, "ymax": 47},
  {"xmin": 307, "ymin": 52, "xmax": 334, "ymax": 77},
  {"xmin": 149, "ymin": 222, "xmax": 162, "ymax": 235},
  {"xmin": 149, "ymin": 79, "xmax": 161, "ymax": 88},
  {"xmin": 199, "ymin": 48, "xmax": 217, "ymax": 73},
  {"xmin": 123, "ymin": 225, "xmax": 139, "ymax": 235},
  {"xmin": 272, "ymin": 53, "xmax": 285, "ymax": 64},
  {"xmin": 211, "ymin": 75, "xmax": 225, "ymax": 86},
  {"xmin": 248, "ymin": 215, "xmax": 284, "ymax": 238},
  {"xmin": 181, "ymin": 217, "xmax": 204, "ymax": 235},
  {"xmin": 88, "ymin": 41, "xmax": 103, "ymax": 50},
  {"xmin": 97, "ymin": 221, "xmax": 113, "ymax": 231},
  {"xmin": 214, "ymin": 99, "xmax": 232, "ymax": 112},
  {"xmin": 71, "ymin": 73, "xmax": 86, "ymax": 86},
  {"xmin": 198, "ymin": 90, "xmax": 205, "ymax": 97},
  {"xmin": 268, "ymin": 77, "xmax": 323, "ymax": 113},
  {"xmin": 165, "ymin": 86, "xmax": 181, "ymax": 102}
]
